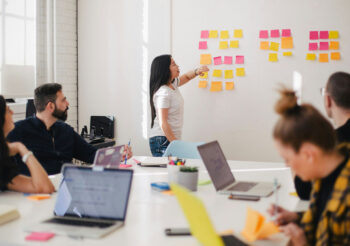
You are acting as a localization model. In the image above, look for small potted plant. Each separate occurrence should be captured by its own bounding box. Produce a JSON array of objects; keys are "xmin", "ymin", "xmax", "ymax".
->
[{"xmin": 177, "ymin": 166, "xmax": 199, "ymax": 191}]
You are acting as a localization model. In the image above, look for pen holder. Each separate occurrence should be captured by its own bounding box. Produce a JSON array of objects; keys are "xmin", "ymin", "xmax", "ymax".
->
[
  {"xmin": 177, "ymin": 167, "xmax": 198, "ymax": 192},
  {"xmin": 168, "ymin": 165, "xmax": 180, "ymax": 184}
]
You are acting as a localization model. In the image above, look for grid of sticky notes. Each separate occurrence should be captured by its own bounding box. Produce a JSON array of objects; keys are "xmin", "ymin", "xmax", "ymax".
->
[
  {"xmin": 199, "ymin": 29, "xmax": 245, "ymax": 92},
  {"xmin": 306, "ymin": 30, "xmax": 340, "ymax": 62},
  {"xmin": 259, "ymin": 29, "xmax": 293, "ymax": 62}
]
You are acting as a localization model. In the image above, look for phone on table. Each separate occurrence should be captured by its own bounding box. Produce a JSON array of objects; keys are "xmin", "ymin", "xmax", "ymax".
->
[
  {"xmin": 228, "ymin": 194, "xmax": 260, "ymax": 201},
  {"xmin": 164, "ymin": 228, "xmax": 191, "ymax": 236}
]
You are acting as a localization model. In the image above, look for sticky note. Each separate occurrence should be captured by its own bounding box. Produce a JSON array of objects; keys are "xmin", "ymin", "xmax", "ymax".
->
[
  {"xmin": 199, "ymin": 41, "xmax": 207, "ymax": 50},
  {"xmin": 319, "ymin": 53, "xmax": 329, "ymax": 63},
  {"xmin": 330, "ymin": 41, "xmax": 339, "ymax": 50},
  {"xmin": 282, "ymin": 29, "xmax": 291, "ymax": 37},
  {"xmin": 306, "ymin": 53, "xmax": 317, "ymax": 60},
  {"xmin": 283, "ymin": 52, "xmax": 292, "ymax": 56},
  {"xmin": 234, "ymin": 29, "xmax": 243, "ymax": 38},
  {"xmin": 260, "ymin": 41, "xmax": 269, "ymax": 50},
  {"xmin": 200, "ymin": 54, "xmax": 212, "ymax": 65},
  {"xmin": 236, "ymin": 68, "xmax": 245, "ymax": 77},
  {"xmin": 270, "ymin": 29, "xmax": 280, "ymax": 38},
  {"xmin": 213, "ymin": 56, "xmax": 222, "ymax": 65},
  {"xmin": 225, "ymin": 82, "xmax": 234, "ymax": 90},
  {"xmin": 213, "ymin": 69, "xmax": 222, "ymax": 77},
  {"xmin": 309, "ymin": 42, "xmax": 318, "ymax": 51},
  {"xmin": 201, "ymin": 30, "xmax": 209, "ymax": 39},
  {"xmin": 199, "ymin": 72, "xmax": 208, "ymax": 79},
  {"xmin": 224, "ymin": 56, "xmax": 232, "ymax": 65},
  {"xmin": 219, "ymin": 41, "xmax": 228, "ymax": 49},
  {"xmin": 259, "ymin": 30, "xmax": 268, "ymax": 38},
  {"xmin": 210, "ymin": 82, "xmax": 222, "ymax": 92},
  {"xmin": 235, "ymin": 55, "xmax": 244, "ymax": 64},
  {"xmin": 310, "ymin": 31, "xmax": 318, "ymax": 40},
  {"xmin": 270, "ymin": 42, "xmax": 279, "ymax": 51},
  {"xmin": 209, "ymin": 30, "xmax": 218, "ymax": 38},
  {"xmin": 26, "ymin": 232, "xmax": 55, "ymax": 241},
  {"xmin": 281, "ymin": 37, "xmax": 293, "ymax": 49},
  {"xmin": 224, "ymin": 70, "xmax": 233, "ymax": 79},
  {"xmin": 230, "ymin": 40, "xmax": 239, "ymax": 48},
  {"xmin": 198, "ymin": 81, "xmax": 208, "ymax": 88},
  {"xmin": 319, "ymin": 42, "xmax": 329, "ymax": 50},
  {"xmin": 220, "ymin": 30, "xmax": 229, "ymax": 39},
  {"xmin": 27, "ymin": 195, "xmax": 51, "ymax": 201},
  {"xmin": 320, "ymin": 31, "xmax": 329, "ymax": 39},
  {"xmin": 329, "ymin": 31, "xmax": 339, "ymax": 39},
  {"xmin": 268, "ymin": 53, "xmax": 278, "ymax": 62},
  {"xmin": 331, "ymin": 52, "xmax": 341, "ymax": 60}
]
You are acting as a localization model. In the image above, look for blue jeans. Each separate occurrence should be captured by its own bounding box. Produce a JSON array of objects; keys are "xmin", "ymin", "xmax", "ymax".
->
[{"xmin": 149, "ymin": 136, "xmax": 170, "ymax": 157}]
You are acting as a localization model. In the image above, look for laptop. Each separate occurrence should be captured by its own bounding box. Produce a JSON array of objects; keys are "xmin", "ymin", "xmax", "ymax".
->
[
  {"xmin": 197, "ymin": 141, "xmax": 277, "ymax": 197},
  {"xmin": 25, "ymin": 164, "xmax": 133, "ymax": 239},
  {"xmin": 93, "ymin": 145, "xmax": 124, "ymax": 168}
]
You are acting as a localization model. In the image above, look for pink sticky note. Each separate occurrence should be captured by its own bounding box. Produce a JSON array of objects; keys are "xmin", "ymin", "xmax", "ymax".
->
[
  {"xmin": 199, "ymin": 41, "xmax": 207, "ymax": 49},
  {"xmin": 224, "ymin": 56, "xmax": 232, "ymax": 65},
  {"xmin": 119, "ymin": 164, "xmax": 132, "ymax": 168},
  {"xmin": 282, "ymin": 29, "xmax": 291, "ymax": 37},
  {"xmin": 235, "ymin": 56, "xmax": 244, "ymax": 64},
  {"xmin": 310, "ymin": 31, "xmax": 318, "ymax": 40},
  {"xmin": 270, "ymin": 29, "xmax": 280, "ymax": 38},
  {"xmin": 200, "ymin": 30, "xmax": 209, "ymax": 39},
  {"xmin": 320, "ymin": 42, "xmax": 329, "ymax": 50},
  {"xmin": 213, "ymin": 56, "xmax": 222, "ymax": 65},
  {"xmin": 320, "ymin": 31, "xmax": 329, "ymax": 39},
  {"xmin": 26, "ymin": 232, "xmax": 55, "ymax": 241},
  {"xmin": 309, "ymin": 43, "xmax": 318, "ymax": 51},
  {"xmin": 259, "ymin": 30, "xmax": 268, "ymax": 38}
]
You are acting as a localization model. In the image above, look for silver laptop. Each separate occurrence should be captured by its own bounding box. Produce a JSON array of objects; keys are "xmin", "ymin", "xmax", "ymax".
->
[
  {"xmin": 25, "ymin": 164, "xmax": 133, "ymax": 238},
  {"xmin": 197, "ymin": 141, "xmax": 277, "ymax": 197},
  {"xmin": 93, "ymin": 145, "xmax": 124, "ymax": 168}
]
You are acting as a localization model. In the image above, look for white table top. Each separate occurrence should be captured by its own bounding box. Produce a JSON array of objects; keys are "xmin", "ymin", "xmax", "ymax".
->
[{"xmin": 0, "ymin": 157, "xmax": 308, "ymax": 246}]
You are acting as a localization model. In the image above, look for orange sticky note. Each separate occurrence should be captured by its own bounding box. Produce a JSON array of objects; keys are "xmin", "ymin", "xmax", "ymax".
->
[
  {"xmin": 269, "ymin": 53, "xmax": 278, "ymax": 62},
  {"xmin": 236, "ymin": 68, "xmax": 245, "ymax": 77},
  {"xmin": 233, "ymin": 29, "xmax": 243, "ymax": 38},
  {"xmin": 331, "ymin": 52, "xmax": 341, "ymax": 60},
  {"xmin": 281, "ymin": 37, "xmax": 293, "ymax": 49},
  {"xmin": 220, "ymin": 30, "xmax": 229, "ymax": 39},
  {"xmin": 260, "ymin": 41, "xmax": 269, "ymax": 50},
  {"xmin": 213, "ymin": 69, "xmax": 222, "ymax": 77},
  {"xmin": 230, "ymin": 40, "xmax": 239, "ymax": 48},
  {"xmin": 162, "ymin": 190, "xmax": 174, "ymax": 196},
  {"xmin": 210, "ymin": 82, "xmax": 222, "ymax": 92},
  {"xmin": 329, "ymin": 41, "xmax": 339, "ymax": 50},
  {"xmin": 198, "ymin": 81, "xmax": 208, "ymax": 88},
  {"xmin": 270, "ymin": 42, "xmax": 279, "ymax": 51},
  {"xmin": 199, "ymin": 71, "xmax": 208, "ymax": 79},
  {"xmin": 329, "ymin": 31, "xmax": 339, "ymax": 39},
  {"xmin": 283, "ymin": 52, "xmax": 292, "ymax": 56},
  {"xmin": 219, "ymin": 41, "xmax": 228, "ymax": 49},
  {"xmin": 209, "ymin": 30, "xmax": 218, "ymax": 38},
  {"xmin": 27, "ymin": 195, "xmax": 51, "ymax": 201},
  {"xmin": 306, "ymin": 53, "xmax": 316, "ymax": 60},
  {"xmin": 319, "ymin": 53, "xmax": 329, "ymax": 62},
  {"xmin": 225, "ymin": 82, "xmax": 234, "ymax": 90},
  {"xmin": 200, "ymin": 54, "xmax": 212, "ymax": 65},
  {"xmin": 224, "ymin": 70, "xmax": 233, "ymax": 79}
]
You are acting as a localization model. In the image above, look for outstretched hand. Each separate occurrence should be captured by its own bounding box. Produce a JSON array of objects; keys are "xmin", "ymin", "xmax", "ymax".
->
[{"xmin": 197, "ymin": 66, "xmax": 209, "ymax": 76}]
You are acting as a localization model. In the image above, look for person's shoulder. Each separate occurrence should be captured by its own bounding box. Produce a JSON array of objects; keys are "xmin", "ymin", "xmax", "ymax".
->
[
  {"xmin": 14, "ymin": 117, "xmax": 33, "ymax": 128},
  {"xmin": 54, "ymin": 120, "xmax": 75, "ymax": 131},
  {"xmin": 155, "ymin": 85, "xmax": 171, "ymax": 95}
]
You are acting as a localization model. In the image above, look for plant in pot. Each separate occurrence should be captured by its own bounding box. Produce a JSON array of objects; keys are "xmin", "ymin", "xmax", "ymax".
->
[{"xmin": 177, "ymin": 166, "xmax": 198, "ymax": 191}]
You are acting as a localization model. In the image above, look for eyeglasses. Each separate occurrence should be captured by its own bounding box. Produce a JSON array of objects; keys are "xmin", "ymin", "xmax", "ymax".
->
[{"xmin": 320, "ymin": 87, "xmax": 326, "ymax": 96}]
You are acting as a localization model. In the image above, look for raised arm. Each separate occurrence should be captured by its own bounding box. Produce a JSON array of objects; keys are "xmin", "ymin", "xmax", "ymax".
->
[{"xmin": 178, "ymin": 66, "xmax": 209, "ymax": 86}]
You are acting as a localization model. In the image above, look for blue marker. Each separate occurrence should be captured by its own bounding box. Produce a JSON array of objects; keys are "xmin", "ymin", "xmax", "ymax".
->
[{"xmin": 124, "ymin": 139, "xmax": 131, "ymax": 164}]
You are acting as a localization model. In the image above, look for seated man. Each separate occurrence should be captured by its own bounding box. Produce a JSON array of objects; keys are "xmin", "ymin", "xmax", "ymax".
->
[{"xmin": 8, "ymin": 83, "xmax": 131, "ymax": 175}]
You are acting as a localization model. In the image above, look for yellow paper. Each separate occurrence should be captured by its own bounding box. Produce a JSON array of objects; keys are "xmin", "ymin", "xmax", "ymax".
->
[
  {"xmin": 319, "ymin": 53, "xmax": 329, "ymax": 63},
  {"xmin": 209, "ymin": 30, "xmax": 218, "ymax": 38},
  {"xmin": 224, "ymin": 70, "xmax": 233, "ymax": 79},
  {"xmin": 220, "ymin": 30, "xmax": 229, "ymax": 39},
  {"xmin": 236, "ymin": 68, "xmax": 245, "ymax": 77},
  {"xmin": 329, "ymin": 30, "xmax": 339, "ymax": 39},
  {"xmin": 330, "ymin": 41, "xmax": 339, "ymax": 50},
  {"xmin": 257, "ymin": 222, "xmax": 280, "ymax": 239},
  {"xmin": 270, "ymin": 42, "xmax": 279, "ymax": 51},
  {"xmin": 198, "ymin": 81, "xmax": 208, "ymax": 88},
  {"xmin": 331, "ymin": 52, "xmax": 341, "ymax": 60},
  {"xmin": 199, "ymin": 71, "xmax": 208, "ymax": 79},
  {"xmin": 212, "ymin": 69, "xmax": 222, "ymax": 77},
  {"xmin": 306, "ymin": 53, "xmax": 316, "ymax": 60},
  {"xmin": 289, "ymin": 192, "xmax": 298, "ymax": 196},
  {"xmin": 283, "ymin": 52, "xmax": 292, "ymax": 56},
  {"xmin": 281, "ymin": 37, "xmax": 293, "ymax": 49},
  {"xmin": 200, "ymin": 54, "xmax": 212, "ymax": 65},
  {"xmin": 260, "ymin": 41, "xmax": 269, "ymax": 50},
  {"xmin": 230, "ymin": 40, "xmax": 239, "ymax": 48},
  {"xmin": 219, "ymin": 41, "xmax": 228, "ymax": 49},
  {"xmin": 233, "ymin": 29, "xmax": 243, "ymax": 38},
  {"xmin": 210, "ymin": 82, "xmax": 222, "ymax": 92},
  {"xmin": 225, "ymin": 82, "xmax": 234, "ymax": 90},
  {"xmin": 269, "ymin": 53, "xmax": 278, "ymax": 62}
]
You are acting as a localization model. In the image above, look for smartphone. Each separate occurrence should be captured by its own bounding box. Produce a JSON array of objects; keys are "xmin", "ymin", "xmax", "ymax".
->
[
  {"xmin": 228, "ymin": 194, "xmax": 260, "ymax": 201},
  {"xmin": 164, "ymin": 228, "xmax": 191, "ymax": 236}
]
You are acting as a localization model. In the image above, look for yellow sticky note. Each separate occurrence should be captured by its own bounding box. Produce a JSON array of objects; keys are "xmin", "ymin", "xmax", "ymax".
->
[
  {"xmin": 306, "ymin": 53, "xmax": 316, "ymax": 60},
  {"xmin": 198, "ymin": 81, "xmax": 208, "ymax": 88},
  {"xmin": 236, "ymin": 68, "xmax": 245, "ymax": 77},
  {"xmin": 319, "ymin": 53, "xmax": 329, "ymax": 62},
  {"xmin": 260, "ymin": 41, "xmax": 269, "ymax": 50},
  {"xmin": 210, "ymin": 82, "xmax": 222, "ymax": 92},
  {"xmin": 225, "ymin": 82, "xmax": 234, "ymax": 90},
  {"xmin": 283, "ymin": 52, "xmax": 292, "ymax": 56},
  {"xmin": 331, "ymin": 52, "xmax": 341, "ymax": 60},
  {"xmin": 230, "ymin": 40, "xmax": 239, "ymax": 48},
  {"xmin": 233, "ymin": 29, "xmax": 243, "ymax": 38},
  {"xmin": 200, "ymin": 54, "xmax": 212, "ymax": 65},
  {"xmin": 212, "ymin": 69, "xmax": 222, "ymax": 77},
  {"xmin": 209, "ymin": 30, "xmax": 218, "ymax": 38},
  {"xmin": 330, "ymin": 41, "xmax": 339, "ymax": 50},
  {"xmin": 329, "ymin": 31, "xmax": 339, "ymax": 39},
  {"xmin": 220, "ymin": 30, "xmax": 229, "ymax": 39},
  {"xmin": 270, "ymin": 42, "xmax": 279, "ymax": 51},
  {"xmin": 199, "ymin": 71, "xmax": 208, "ymax": 79},
  {"xmin": 224, "ymin": 70, "xmax": 233, "ymax": 79},
  {"xmin": 219, "ymin": 41, "xmax": 228, "ymax": 49},
  {"xmin": 281, "ymin": 37, "xmax": 293, "ymax": 49},
  {"xmin": 268, "ymin": 53, "xmax": 278, "ymax": 62}
]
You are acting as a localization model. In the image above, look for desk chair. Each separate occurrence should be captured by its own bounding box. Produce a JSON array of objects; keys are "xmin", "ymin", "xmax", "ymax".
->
[{"xmin": 163, "ymin": 140, "xmax": 204, "ymax": 159}]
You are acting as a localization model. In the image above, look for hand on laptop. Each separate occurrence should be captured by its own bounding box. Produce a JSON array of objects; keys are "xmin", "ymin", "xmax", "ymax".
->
[
  {"xmin": 267, "ymin": 204, "xmax": 299, "ymax": 225},
  {"xmin": 122, "ymin": 145, "xmax": 133, "ymax": 160}
]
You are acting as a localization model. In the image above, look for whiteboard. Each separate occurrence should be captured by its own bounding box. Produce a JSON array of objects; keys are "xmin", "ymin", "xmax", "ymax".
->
[{"xmin": 171, "ymin": 0, "xmax": 350, "ymax": 161}]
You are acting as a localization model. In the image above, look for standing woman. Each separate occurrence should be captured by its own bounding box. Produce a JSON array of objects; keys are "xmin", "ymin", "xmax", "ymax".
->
[{"xmin": 149, "ymin": 55, "xmax": 209, "ymax": 157}]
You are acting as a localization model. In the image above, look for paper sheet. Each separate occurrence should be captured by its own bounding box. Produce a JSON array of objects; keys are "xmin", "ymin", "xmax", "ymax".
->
[
  {"xmin": 225, "ymin": 82, "xmax": 234, "ymax": 90},
  {"xmin": 306, "ymin": 53, "xmax": 317, "ymax": 60},
  {"xmin": 320, "ymin": 31, "xmax": 329, "ymax": 39},
  {"xmin": 281, "ymin": 37, "xmax": 293, "ymax": 49},
  {"xmin": 224, "ymin": 70, "xmax": 233, "ymax": 79},
  {"xmin": 234, "ymin": 29, "xmax": 243, "ymax": 38},
  {"xmin": 220, "ymin": 30, "xmax": 229, "ymax": 39},
  {"xmin": 309, "ymin": 43, "xmax": 318, "ymax": 51},
  {"xmin": 224, "ymin": 56, "xmax": 233, "ymax": 65},
  {"xmin": 199, "ymin": 71, "xmax": 208, "ymax": 79},
  {"xmin": 309, "ymin": 31, "xmax": 318, "ymax": 40},
  {"xmin": 330, "ymin": 52, "xmax": 340, "ymax": 60},
  {"xmin": 219, "ymin": 41, "xmax": 228, "ymax": 49},
  {"xmin": 329, "ymin": 41, "xmax": 339, "ymax": 50},
  {"xmin": 199, "ymin": 41, "xmax": 208, "ymax": 50},
  {"xmin": 200, "ymin": 54, "xmax": 212, "ymax": 65},
  {"xmin": 270, "ymin": 42, "xmax": 279, "ymax": 51},
  {"xmin": 329, "ymin": 30, "xmax": 339, "ymax": 39},
  {"xmin": 209, "ymin": 30, "xmax": 218, "ymax": 38},
  {"xmin": 259, "ymin": 30, "xmax": 268, "ymax": 39},
  {"xmin": 230, "ymin": 40, "xmax": 239, "ymax": 48},
  {"xmin": 319, "ymin": 53, "xmax": 329, "ymax": 62},
  {"xmin": 268, "ymin": 53, "xmax": 278, "ymax": 62},
  {"xmin": 201, "ymin": 30, "xmax": 209, "ymax": 39},
  {"xmin": 236, "ymin": 68, "xmax": 245, "ymax": 76},
  {"xmin": 260, "ymin": 41, "xmax": 269, "ymax": 50},
  {"xmin": 198, "ymin": 81, "xmax": 208, "ymax": 88},
  {"xmin": 212, "ymin": 70, "xmax": 222, "ymax": 77},
  {"xmin": 283, "ymin": 52, "xmax": 292, "ymax": 56},
  {"xmin": 281, "ymin": 29, "xmax": 291, "ymax": 37},
  {"xmin": 235, "ymin": 56, "xmax": 244, "ymax": 64},
  {"xmin": 210, "ymin": 82, "xmax": 223, "ymax": 92},
  {"xmin": 214, "ymin": 56, "xmax": 222, "ymax": 65},
  {"xmin": 319, "ymin": 42, "xmax": 329, "ymax": 50},
  {"xmin": 270, "ymin": 29, "xmax": 280, "ymax": 38}
]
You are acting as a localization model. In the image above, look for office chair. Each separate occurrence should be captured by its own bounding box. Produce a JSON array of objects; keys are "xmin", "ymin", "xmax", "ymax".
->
[
  {"xmin": 26, "ymin": 99, "xmax": 36, "ymax": 118},
  {"xmin": 163, "ymin": 140, "xmax": 205, "ymax": 159}
]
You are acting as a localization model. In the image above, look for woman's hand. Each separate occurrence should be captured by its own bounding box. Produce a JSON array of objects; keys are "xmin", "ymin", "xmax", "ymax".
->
[
  {"xmin": 196, "ymin": 66, "xmax": 209, "ymax": 76},
  {"xmin": 280, "ymin": 223, "xmax": 307, "ymax": 246},
  {"xmin": 122, "ymin": 145, "xmax": 133, "ymax": 161},
  {"xmin": 267, "ymin": 204, "xmax": 299, "ymax": 225},
  {"xmin": 7, "ymin": 142, "xmax": 29, "ymax": 157}
]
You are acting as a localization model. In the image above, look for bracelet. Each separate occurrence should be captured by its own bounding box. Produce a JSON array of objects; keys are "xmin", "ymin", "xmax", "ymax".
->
[
  {"xmin": 22, "ymin": 151, "xmax": 33, "ymax": 163},
  {"xmin": 194, "ymin": 68, "xmax": 199, "ymax": 76}
]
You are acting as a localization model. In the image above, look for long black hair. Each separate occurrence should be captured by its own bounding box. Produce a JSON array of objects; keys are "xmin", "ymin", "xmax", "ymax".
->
[
  {"xmin": 149, "ymin": 55, "xmax": 172, "ymax": 128},
  {"xmin": 0, "ymin": 96, "xmax": 12, "ymax": 180}
]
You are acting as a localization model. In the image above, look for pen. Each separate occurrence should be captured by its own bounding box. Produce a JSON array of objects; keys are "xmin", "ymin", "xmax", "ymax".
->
[
  {"xmin": 274, "ymin": 178, "xmax": 278, "ymax": 219},
  {"xmin": 124, "ymin": 139, "xmax": 131, "ymax": 164}
]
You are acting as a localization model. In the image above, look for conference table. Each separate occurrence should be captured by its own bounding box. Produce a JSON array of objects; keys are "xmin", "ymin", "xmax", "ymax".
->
[{"xmin": 0, "ymin": 157, "xmax": 308, "ymax": 246}]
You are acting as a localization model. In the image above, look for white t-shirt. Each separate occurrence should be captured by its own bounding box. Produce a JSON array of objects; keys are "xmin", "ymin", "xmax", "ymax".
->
[{"xmin": 149, "ymin": 77, "xmax": 184, "ymax": 139}]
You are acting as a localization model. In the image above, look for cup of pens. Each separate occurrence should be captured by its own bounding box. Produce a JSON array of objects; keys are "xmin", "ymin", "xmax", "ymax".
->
[{"xmin": 167, "ymin": 157, "xmax": 186, "ymax": 184}]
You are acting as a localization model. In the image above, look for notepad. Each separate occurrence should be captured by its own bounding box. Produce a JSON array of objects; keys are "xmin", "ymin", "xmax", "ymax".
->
[
  {"xmin": 0, "ymin": 205, "xmax": 20, "ymax": 226},
  {"xmin": 138, "ymin": 157, "xmax": 168, "ymax": 167}
]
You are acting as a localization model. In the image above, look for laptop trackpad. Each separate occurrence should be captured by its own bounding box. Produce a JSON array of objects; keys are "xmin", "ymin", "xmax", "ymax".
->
[{"xmin": 228, "ymin": 182, "xmax": 257, "ymax": 192}]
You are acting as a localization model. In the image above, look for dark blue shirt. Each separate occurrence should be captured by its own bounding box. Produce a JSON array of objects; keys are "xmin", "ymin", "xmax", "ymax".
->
[{"xmin": 7, "ymin": 117, "xmax": 97, "ymax": 175}]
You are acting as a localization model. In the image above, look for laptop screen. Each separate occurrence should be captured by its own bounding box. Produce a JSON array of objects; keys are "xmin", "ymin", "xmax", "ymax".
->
[
  {"xmin": 54, "ymin": 165, "xmax": 133, "ymax": 221},
  {"xmin": 93, "ymin": 145, "xmax": 124, "ymax": 167},
  {"xmin": 197, "ymin": 141, "xmax": 236, "ymax": 190}
]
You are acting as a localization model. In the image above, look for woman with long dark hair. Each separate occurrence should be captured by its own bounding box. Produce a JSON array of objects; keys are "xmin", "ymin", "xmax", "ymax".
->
[
  {"xmin": 0, "ymin": 95, "xmax": 54, "ymax": 193},
  {"xmin": 149, "ymin": 55, "xmax": 209, "ymax": 156}
]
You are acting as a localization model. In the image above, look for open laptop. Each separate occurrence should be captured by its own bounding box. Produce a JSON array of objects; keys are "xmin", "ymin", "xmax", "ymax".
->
[
  {"xmin": 197, "ymin": 141, "xmax": 277, "ymax": 197},
  {"xmin": 25, "ymin": 164, "xmax": 133, "ymax": 239},
  {"xmin": 93, "ymin": 145, "xmax": 124, "ymax": 168}
]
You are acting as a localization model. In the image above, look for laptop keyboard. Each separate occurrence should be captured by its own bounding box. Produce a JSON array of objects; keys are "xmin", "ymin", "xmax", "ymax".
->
[
  {"xmin": 228, "ymin": 182, "xmax": 257, "ymax": 192},
  {"xmin": 44, "ymin": 218, "xmax": 115, "ymax": 228}
]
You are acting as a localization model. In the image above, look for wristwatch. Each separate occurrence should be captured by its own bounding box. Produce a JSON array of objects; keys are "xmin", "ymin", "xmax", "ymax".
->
[{"xmin": 22, "ymin": 151, "xmax": 33, "ymax": 163}]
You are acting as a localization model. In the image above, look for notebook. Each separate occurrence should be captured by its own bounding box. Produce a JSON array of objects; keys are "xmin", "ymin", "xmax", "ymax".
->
[{"xmin": 138, "ymin": 157, "xmax": 168, "ymax": 167}]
